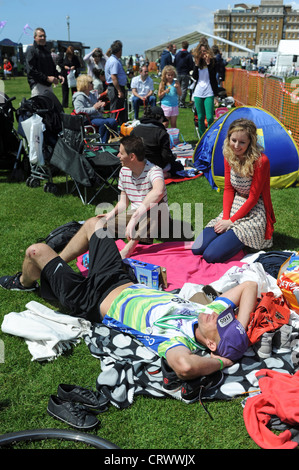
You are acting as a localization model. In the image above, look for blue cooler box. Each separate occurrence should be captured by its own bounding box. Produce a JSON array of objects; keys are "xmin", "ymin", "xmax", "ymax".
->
[{"xmin": 123, "ymin": 258, "xmax": 167, "ymax": 290}]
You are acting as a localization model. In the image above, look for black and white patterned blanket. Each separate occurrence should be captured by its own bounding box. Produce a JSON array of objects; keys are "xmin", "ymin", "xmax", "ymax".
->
[{"xmin": 85, "ymin": 324, "xmax": 299, "ymax": 408}]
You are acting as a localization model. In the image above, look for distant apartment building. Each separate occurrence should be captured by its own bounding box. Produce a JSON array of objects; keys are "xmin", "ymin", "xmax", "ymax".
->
[{"xmin": 214, "ymin": 0, "xmax": 299, "ymax": 56}]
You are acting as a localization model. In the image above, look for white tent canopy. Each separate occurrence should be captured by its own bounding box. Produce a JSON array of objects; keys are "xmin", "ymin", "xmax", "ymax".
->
[
  {"xmin": 272, "ymin": 40, "xmax": 299, "ymax": 76},
  {"xmin": 145, "ymin": 32, "xmax": 205, "ymax": 62},
  {"xmin": 145, "ymin": 30, "xmax": 255, "ymax": 62},
  {"xmin": 277, "ymin": 40, "xmax": 299, "ymax": 55}
]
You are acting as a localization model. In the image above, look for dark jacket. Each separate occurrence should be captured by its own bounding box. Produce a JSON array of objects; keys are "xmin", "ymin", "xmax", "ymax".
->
[
  {"xmin": 192, "ymin": 61, "xmax": 219, "ymax": 96},
  {"xmin": 58, "ymin": 53, "xmax": 81, "ymax": 78},
  {"xmin": 26, "ymin": 41, "xmax": 58, "ymax": 89},
  {"xmin": 131, "ymin": 117, "xmax": 176, "ymax": 169},
  {"xmin": 174, "ymin": 49, "xmax": 194, "ymax": 75},
  {"xmin": 214, "ymin": 53, "xmax": 226, "ymax": 81},
  {"xmin": 160, "ymin": 49, "xmax": 173, "ymax": 71}
]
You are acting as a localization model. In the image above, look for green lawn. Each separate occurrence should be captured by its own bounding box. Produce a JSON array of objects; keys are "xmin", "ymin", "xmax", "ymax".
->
[{"xmin": 0, "ymin": 76, "xmax": 299, "ymax": 450}]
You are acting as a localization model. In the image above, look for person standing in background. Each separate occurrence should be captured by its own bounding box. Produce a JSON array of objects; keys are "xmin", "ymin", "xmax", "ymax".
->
[{"xmin": 105, "ymin": 40, "xmax": 127, "ymax": 124}]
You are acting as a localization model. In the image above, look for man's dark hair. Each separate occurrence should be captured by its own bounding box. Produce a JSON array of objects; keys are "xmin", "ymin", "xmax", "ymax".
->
[
  {"xmin": 120, "ymin": 135, "xmax": 145, "ymax": 161},
  {"xmin": 34, "ymin": 27, "xmax": 46, "ymax": 37},
  {"xmin": 111, "ymin": 40, "xmax": 123, "ymax": 55},
  {"xmin": 182, "ymin": 41, "xmax": 189, "ymax": 49}
]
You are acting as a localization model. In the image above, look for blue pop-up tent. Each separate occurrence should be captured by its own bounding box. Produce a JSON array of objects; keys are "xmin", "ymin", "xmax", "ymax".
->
[{"xmin": 193, "ymin": 106, "xmax": 299, "ymax": 190}]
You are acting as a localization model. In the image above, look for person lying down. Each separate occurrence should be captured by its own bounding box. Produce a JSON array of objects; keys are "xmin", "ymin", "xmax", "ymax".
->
[{"xmin": 0, "ymin": 216, "xmax": 258, "ymax": 381}]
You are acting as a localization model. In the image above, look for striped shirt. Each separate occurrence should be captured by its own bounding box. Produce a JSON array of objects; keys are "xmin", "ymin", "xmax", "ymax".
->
[
  {"xmin": 118, "ymin": 160, "xmax": 168, "ymax": 210},
  {"xmin": 102, "ymin": 285, "xmax": 230, "ymax": 358}
]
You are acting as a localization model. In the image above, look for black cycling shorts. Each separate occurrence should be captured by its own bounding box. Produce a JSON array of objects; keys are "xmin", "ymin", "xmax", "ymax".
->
[{"xmin": 40, "ymin": 231, "xmax": 133, "ymax": 323}]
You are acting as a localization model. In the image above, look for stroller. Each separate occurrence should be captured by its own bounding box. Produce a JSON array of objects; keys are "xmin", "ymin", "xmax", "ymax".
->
[
  {"xmin": 16, "ymin": 90, "xmax": 63, "ymax": 193},
  {"xmin": 0, "ymin": 92, "xmax": 29, "ymax": 181}
]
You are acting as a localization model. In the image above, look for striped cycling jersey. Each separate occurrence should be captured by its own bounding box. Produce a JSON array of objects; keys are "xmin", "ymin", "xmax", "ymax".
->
[
  {"xmin": 118, "ymin": 160, "xmax": 168, "ymax": 210},
  {"xmin": 102, "ymin": 284, "xmax": 231, "ymax": 358}
]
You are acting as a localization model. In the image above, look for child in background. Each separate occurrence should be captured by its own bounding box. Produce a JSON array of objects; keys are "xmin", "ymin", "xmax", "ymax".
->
[{"xmin": 158, "ymin": 65, "xmax": 181, "ymax": 128}]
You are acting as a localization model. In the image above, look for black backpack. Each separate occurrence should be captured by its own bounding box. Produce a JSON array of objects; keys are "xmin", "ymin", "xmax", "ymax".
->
[{"xmin": 38, "ymin": 221, "xmax": 83, "ymax": 252}]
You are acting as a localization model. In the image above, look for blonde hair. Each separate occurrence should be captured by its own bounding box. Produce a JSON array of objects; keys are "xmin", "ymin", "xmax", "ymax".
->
[
  {"xmin": 192, "ymin": 40, "xmax": 214, "ymax": 69},
  {"xmin": 160, "ymin": 65, "xmax": 177, "ymax": 88},
  {"xmin": 223, "ymin": 118, "xmax": 263, "ymax": 177},
  {"xmin": 76, "ymin": 74, "xmax": 92, "ymax": 92}
]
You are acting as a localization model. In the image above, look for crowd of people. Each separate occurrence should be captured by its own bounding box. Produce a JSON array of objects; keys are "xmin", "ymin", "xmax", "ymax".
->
[
  {"xmin": 22, "ymin": 29, "xmax": 228, "ymax": 133},
  {"xmin": 0, "ymin": 27, "xmax": 281, "ymax": 405}
]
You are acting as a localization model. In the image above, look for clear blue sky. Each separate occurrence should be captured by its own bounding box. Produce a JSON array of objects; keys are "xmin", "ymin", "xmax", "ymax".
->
[{"xmin": 0, "ymin": 0, "xmax": 251, "ymax": 55}]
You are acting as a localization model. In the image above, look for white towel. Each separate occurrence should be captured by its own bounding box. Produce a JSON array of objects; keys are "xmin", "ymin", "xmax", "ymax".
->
[{"xmin": 1, "ymin": 301, "xmax": 91, "ymax": 361}]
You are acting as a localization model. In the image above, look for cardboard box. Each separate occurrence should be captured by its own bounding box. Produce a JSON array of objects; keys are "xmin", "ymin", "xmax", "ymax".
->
[{"xmin": 123, "ymin": 258, "xmax": 167, "ymax": 290}]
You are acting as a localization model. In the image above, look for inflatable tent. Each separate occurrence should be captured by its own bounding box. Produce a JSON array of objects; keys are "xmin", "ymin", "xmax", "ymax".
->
[{"xmin": 193, "ymin": 106, "xmax": 299, "ymax": 190}]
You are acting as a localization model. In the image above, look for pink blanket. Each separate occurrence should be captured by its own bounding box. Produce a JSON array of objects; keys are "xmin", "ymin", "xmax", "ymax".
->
[{"xmin": 77, "ymin": 240, "xmax": 245, "ymax": 291}]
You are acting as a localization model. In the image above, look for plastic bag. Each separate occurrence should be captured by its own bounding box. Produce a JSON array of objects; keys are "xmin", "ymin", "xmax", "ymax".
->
[
  {"xmin": 167, "ymin": 128, "xmax": 180, "ymax": 148},
  {"xmin": 277, "ymin": 252, "xmax": 299, "ymax": 313},
  {"xmin": 67, "ymin": 70, "xmax": 77, "ymax": 88},
  {"xmin": 21, "ymin": 114, "xmax": 45, "ymax": 165}
]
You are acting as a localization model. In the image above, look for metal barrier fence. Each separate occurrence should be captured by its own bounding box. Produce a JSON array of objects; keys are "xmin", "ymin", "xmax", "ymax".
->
[{"xmin": 224, "ymin": 68, "xmax": 299, "ymax": 149}]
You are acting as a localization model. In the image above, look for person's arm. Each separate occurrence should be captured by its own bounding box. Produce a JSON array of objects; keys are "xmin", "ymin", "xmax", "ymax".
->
[
  {"xmin": 222, "ymin": 159, "xmax": 235, "ymax": 219},
  {"xmin": 97, "ymin": 190, "xmax": 129, "ymax": 221},
  {"xmin": 111, "ymin": 74, "xmax": 123, "ymax": 98},
  {"xmin": 213, "ymin": 159, "xmax": 235, "ymax": 233},
  {"xmin": 208, "ymin": 63, "xmax": 219, "ymax": 97},
  {"xmin": 145, "ymin": 88, "xmax": 154, "ymax": 99},
  {"xmin": 229, "ymin": 156, "xmax": 270, "ymax": 223},
  {"xmin": 145, "ymin": 78, "xmax": 154, "ymax": 99},
  {"xmin": 125, "ymin": 177, "xmax": 166, "ymax": 240},
  {"xmin": 166, "ymin": 345, "xmax": 232, "ymax": 380},
  {"xmin": 221, "ymin": 280, "xmax": 258, "ymax": 329},
  {"xmin": 83, "ymin": 49, "xmax": 94, "ymax": 62},
  {"xmin": 158, "ymin": 82, "xmax": 169, "ymax": 100},
  {"xmin": 174, "ymin": 80, "xmax": 182, "ymax": 96},
  {"xmin": 132, "ymin": 87, "xmax": 141, "ymax": 99},
  {"xmin": 74, "ymin": 94, "xmax": 102, "ymax": 115}
]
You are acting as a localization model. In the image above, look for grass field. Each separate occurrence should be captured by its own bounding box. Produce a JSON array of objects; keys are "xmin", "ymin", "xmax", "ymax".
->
[{"xmin": 0, "ymin": 76, "xmax": 299, "ymax": 450}]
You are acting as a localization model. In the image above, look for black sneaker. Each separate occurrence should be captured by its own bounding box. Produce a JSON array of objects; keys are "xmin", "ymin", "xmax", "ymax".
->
[
  {"xmin": 0, "ymin": 272, "xmax": 38, "ymax": 292},
  {"xmin": 57, "ymin": 384, "xmax": 109, "ymax": 412},
  {"xmin": 181, "ymin": 370, "xmax": 224, "ymax": 404},
  {"xmin": 47, "ymin": 395, "xmax": 99, "ymax": 430},
  {"xmin": 161, "ymin": 357, "xmax": 182, "ymax": 393}
]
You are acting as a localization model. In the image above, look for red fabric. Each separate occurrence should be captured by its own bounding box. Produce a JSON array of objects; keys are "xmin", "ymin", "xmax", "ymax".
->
[
  {"xmin": 247, "ymin": 292, "xmax": 290, "ymax": 344},
  {"xmin": 222, "ymin": 154, "xmax": 276, "ymax": 239},
  {"xmin": 77, "ymin": 240, "xmax": 245, "ymax": 290},
  {"xmin": 164, "ymin": 173, "xmax": 202, "ymax": 185},
  {"xmin": 244, "ymin": 369, "xmax": 299, "ymax": 449},
  {"xmin": 4, "ymin": 61, "xmax": 12, "ymax": 72}
]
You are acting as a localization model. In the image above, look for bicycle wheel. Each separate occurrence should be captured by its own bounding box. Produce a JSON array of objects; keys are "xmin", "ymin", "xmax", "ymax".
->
[{"xmin": 0, "ymin": 428, "xmax": 120, "ymax": 449}]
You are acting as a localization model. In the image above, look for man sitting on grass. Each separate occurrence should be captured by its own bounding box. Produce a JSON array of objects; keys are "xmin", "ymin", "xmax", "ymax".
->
[
  {"xmin": 97, "ymin": 134, "xmax": 169, "ymax": 259},
  {"xmin": 0, "ymin": 216, "xmax": 257, "ymax": 380}
]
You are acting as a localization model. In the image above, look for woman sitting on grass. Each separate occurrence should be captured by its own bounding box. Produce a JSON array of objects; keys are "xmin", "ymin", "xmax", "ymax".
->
[{"xmin": 192, "ymin": 118, "xmax": 276, "ymax": 263}]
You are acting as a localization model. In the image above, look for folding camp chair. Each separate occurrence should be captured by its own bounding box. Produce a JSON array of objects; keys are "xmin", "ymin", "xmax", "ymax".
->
[{"xmin": 50, "ymin": 113, "xmax": 121, "ymax": 205}]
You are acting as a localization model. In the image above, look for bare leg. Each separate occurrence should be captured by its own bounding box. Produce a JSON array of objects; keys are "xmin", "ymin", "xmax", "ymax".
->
[
  {"xmin": 20, "ymin": 244, "xmax": 58, "ymax": 287},
  {"xmin": 20, "ymin": 217, "xmax": 99, "ymax": 287},
  {"xmin": 169, "ymin": 116, "xmax": 177, "ymax": 128},
  {"xmin": 59, "ymin": 217, "xmax": 99, "ymax": 263}
]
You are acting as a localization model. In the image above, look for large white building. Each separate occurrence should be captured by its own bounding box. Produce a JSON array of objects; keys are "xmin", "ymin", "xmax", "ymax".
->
[{"xmin": 214, "ymin": 0, "xmax": 299, "ymax": 56}]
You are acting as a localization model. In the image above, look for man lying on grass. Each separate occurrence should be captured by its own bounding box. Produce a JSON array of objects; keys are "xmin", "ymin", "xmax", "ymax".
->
[{"xmin": 0, "ymin": 216, "xmax": 257, "ymax": 380}]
